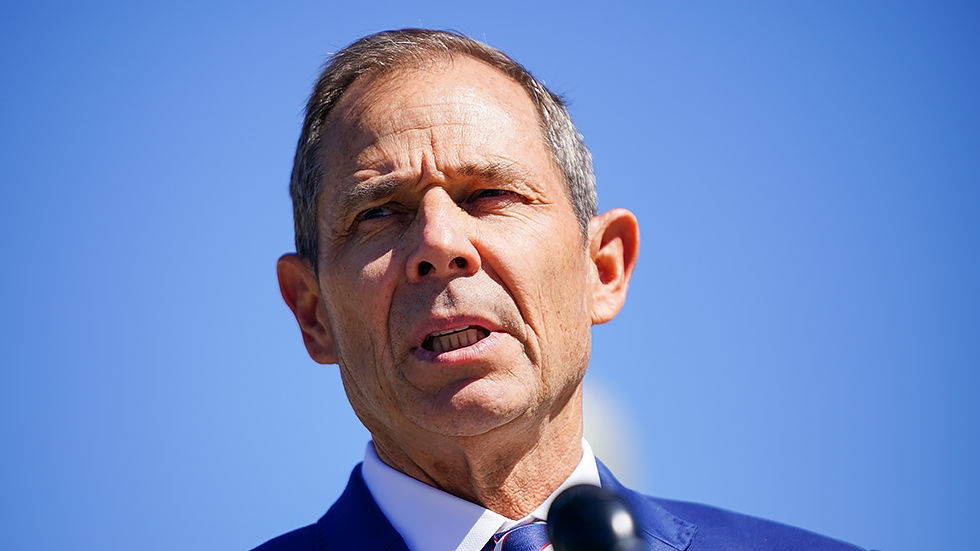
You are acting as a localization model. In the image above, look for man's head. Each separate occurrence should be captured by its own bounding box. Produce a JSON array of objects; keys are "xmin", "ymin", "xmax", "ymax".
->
[{"xmin": 278, "ymin": 29, "xmax": 639, "ymax": 465}]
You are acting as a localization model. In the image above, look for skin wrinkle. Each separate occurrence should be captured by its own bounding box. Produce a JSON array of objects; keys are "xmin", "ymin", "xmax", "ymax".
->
[
  {"xmin": 332, "ymin": 168, "xmax": 556, "ymax": 266},
  {"xmin": 331, "ymin": 159, "xmax": 548, "ymax": 233},
  {"xmin": 324, "ymin": 64, "xmax": 543, "ymax": 205}
]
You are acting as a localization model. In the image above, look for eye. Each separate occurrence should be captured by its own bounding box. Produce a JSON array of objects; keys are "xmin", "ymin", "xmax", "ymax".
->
[
  {"xmin": 464, "ymin": 188, "xmax": 527, "ymax": 215},
  {"xmin": 471, "ymin": 188, "xmax": 512, "ymax": 200},
  {"xmin": 357, "ymin": 204, "xmax": 398, "ymax": 224}
]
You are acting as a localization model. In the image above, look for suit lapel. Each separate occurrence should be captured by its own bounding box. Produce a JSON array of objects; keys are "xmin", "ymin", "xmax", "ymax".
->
[
  {"xmin": 597, "ymin": 460, "xmax": 698, "ymax": 551},
  {"xmin": 315, "ymin": 464, "xmax": 410, "ymax": 551}
]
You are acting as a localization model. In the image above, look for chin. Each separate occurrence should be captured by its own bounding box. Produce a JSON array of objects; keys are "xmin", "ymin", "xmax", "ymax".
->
[{"xmin": 407, "ymin": 381, "xmax": 535, "ymax": 438}]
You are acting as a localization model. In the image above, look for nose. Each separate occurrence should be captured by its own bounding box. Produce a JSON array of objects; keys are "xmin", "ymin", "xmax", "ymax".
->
[{"xmin": 406, "ymin": 189, "xmax": 480, "ymax": 283}]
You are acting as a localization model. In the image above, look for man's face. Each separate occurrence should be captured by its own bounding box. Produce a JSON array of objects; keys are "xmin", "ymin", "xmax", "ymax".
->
[{"xmin": 311, "ymin": 57, "xmax": 596, "ymax": 444}]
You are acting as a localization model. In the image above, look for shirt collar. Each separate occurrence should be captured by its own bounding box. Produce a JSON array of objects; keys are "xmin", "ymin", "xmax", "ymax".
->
[{"xmin": 361, "ymin": 439, "xmax": 601, "ymax": 551}]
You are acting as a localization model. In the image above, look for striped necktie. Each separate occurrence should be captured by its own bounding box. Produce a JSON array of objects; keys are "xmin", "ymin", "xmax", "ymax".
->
[{"xmin": 484, "ymin": 520, "xmax": 552, "ymax": 551}]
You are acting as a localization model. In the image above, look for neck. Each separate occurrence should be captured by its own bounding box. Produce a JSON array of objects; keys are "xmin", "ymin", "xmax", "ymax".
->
[{"xmin": 371, "ymin": 386, "xmax": 585, "ymax": 520}]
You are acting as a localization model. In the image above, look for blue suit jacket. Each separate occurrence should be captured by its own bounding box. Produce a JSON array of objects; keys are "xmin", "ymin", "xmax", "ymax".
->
[{"xmin": 251, "ymin": 461, "xmax": 868, "ymax": 551}]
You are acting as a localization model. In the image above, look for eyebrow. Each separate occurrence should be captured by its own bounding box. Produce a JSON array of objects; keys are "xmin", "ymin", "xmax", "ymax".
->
[
  {"xmin": 333, "ymin": 161, "xmax": 534, "ymax": 220},
  {"xmin": 335, "ymin": 177, "xmax": 405, "ymax": 220},
  {"xmin": 456, "ymin": 161, "xmax": 532, "ymax": 186}
]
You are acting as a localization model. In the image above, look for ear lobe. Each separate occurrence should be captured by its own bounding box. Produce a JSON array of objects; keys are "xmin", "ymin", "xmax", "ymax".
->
[
  {"xmin": 277, "ymin": 254, "xmax": 338, "ymax": 364},
  {"xmin": 588, "ymin": 209, "xmax": 640, "ymax": 325}
]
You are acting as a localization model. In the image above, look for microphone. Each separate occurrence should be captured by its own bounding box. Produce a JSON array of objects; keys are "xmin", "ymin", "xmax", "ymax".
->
[{"xmin": 546, "ymin": 484, "xmax": 644, "ymax": 551}]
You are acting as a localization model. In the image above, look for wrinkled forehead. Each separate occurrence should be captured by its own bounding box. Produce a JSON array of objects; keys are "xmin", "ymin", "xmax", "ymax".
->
[{"xmin": 319, "ymin": 56, "xmax": 547, "ymax": 162}]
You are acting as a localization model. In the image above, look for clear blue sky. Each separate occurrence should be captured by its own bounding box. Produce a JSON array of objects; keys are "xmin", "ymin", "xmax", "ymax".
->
[{"xmin": 1, "ymin": 2, "xmax": 977, "ymax": 550}]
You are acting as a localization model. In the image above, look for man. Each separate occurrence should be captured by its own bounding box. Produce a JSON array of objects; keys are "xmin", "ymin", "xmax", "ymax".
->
[{"xmin": 255, "ymin": 29, "xmax": 869, "ymax": 551}]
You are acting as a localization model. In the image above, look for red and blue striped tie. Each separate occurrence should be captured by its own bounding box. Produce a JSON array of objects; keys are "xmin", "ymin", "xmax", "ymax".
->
[{"xmin": 485, "ymin": 520, "xmax": 552, "ymax": 551}]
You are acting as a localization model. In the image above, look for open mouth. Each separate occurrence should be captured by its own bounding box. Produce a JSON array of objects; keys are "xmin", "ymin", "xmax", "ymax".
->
[{"xmin": 421, "ymin": 326, "xmax": 491, "ymax": 353}]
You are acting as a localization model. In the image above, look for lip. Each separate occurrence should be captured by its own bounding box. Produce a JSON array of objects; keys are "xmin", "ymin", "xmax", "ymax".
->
[
  {"xmin": 411, "ymin": 330, "xmax": 505, "ymax": 363},
  {"xmin": 410, "ymin": 315, "xmax": 504, "ymax": 362}
]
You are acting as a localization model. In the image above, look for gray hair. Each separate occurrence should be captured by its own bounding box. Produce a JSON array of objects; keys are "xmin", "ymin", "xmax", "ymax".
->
[{"xmin": 290, "ymin": 29, "xmax": 597, "ymax": 269}]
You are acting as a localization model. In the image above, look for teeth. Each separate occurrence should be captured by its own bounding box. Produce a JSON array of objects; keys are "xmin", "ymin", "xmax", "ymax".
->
[{"xmin": 427, "ymin": 327, "xmax": 485, "ymax": 353}]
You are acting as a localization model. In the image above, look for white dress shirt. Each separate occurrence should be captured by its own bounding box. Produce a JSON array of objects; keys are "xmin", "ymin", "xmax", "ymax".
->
[{"xmin": 361, "ymin": 438, "xmax": 602, "ymax": 551}]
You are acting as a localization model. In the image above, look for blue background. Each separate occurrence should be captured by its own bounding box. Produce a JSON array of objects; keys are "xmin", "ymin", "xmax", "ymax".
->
[{"xmin": 2, "ymin": 2, "xmax": 977, "ymax": 550}]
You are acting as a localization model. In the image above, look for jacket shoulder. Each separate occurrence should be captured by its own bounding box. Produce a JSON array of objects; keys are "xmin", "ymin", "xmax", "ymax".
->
[
  {"xmin": 651, "ymin": 498, "xmax": 867, "ymax": 551},
  {"xmin": 248, "ymin": 464, "xmax": 408, "ymax": 551},
  {"xmin": 249, "ymin": 524, "xmax": 316, "ymax": 551}
]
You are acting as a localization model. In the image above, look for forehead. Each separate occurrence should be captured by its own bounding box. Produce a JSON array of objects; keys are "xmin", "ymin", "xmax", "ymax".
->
[
  {"xmin": 331, "ymin": 56, "xmax": 540, "ymax": 133},
  {"xmin": 319, "ymin": 57, "xmax": 551, "ymax": 173}
]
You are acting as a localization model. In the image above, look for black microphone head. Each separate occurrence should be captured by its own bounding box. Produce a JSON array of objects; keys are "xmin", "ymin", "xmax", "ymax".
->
[{"xmin": 546, "ymin": 484, "xmax": 644, "ymax": 551}]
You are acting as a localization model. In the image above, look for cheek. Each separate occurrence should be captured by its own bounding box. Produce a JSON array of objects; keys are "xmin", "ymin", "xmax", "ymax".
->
[
  {"xmin": 323, "ymin": 249, "xmax": 398, "ymax": 360},
  {"xmin": 359, "ymin": 250, "xmax": 396, "ymax": 282},
  {"xmin": 483, "ymin": 223, "xmax": 591, "ymax": 329},
  {"xmin": 326, "ymin": 246, "xmax": 398, "ymax": 300}
]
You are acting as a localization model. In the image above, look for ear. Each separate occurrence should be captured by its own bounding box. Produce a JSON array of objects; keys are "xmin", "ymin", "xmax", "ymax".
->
[
  {"xmin": 587, "ymin": 208, "xmax": 640, "ymax": 325},
  {"xmin": 276, "ymin": 254, "xmax": 338, "ymax": 364}
]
